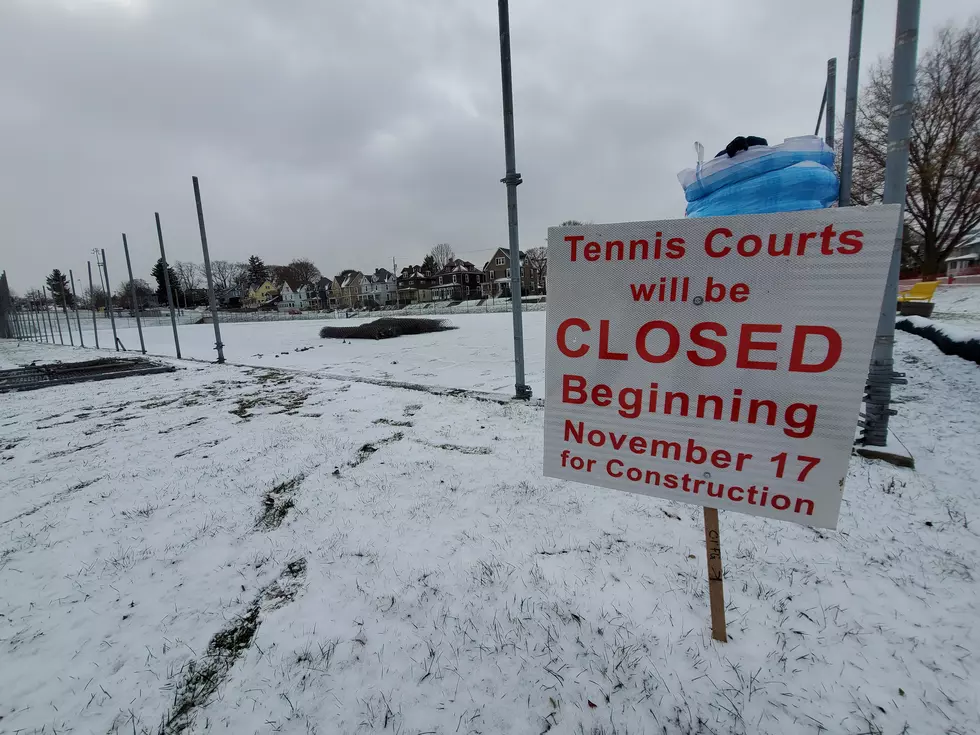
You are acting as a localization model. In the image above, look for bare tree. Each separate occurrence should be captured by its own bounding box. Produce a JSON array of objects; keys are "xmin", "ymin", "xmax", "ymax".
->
[
  {"xmin": 115, "ymin": 279, "xmax": 154, "ymax": 309},
  {"xmin": 286, "ymin": 258, "xmax": 321, "ymax": 286},
  {"xmin": 430, "ymin": 243, "xmax": 455, "ymax": 269},
  {"xmin": 173, "ymin": 261, "xmax": 202, "ymax": 307},
  {"xmin": 210, "ymin": 260, "xmax": 237, "ymax": 291},
  {"xmin": 81, "ymin": 286, "xmax": 108, "ymax": 310},
  {"xmin": 524, "ymin": 246, "xmax": 547, "ymax": 292},
  {"xmin": 852, "ymin": 18, "xmax": 980, "ymax": 278},
  {"xmin": 24, "ymin": 288, "xmax": 46, "ymax": 307}
]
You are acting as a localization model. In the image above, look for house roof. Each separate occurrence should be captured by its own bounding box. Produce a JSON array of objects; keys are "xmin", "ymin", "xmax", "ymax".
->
[{"xmin": 340, "ymin": 272, "xmax": 362, "ymax": 288}]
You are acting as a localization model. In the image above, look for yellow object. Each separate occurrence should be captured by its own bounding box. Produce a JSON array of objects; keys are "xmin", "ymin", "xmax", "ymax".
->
[{"xmin": 897, "ymin": 281, "xmax": 938, "ymax": 303}]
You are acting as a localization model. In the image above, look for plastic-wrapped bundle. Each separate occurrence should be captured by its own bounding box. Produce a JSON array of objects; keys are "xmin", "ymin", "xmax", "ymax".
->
[
  {"xmin": 678, "ymin": 135, "xmax": 835, "ymax": 203},
  {"xmin": 685, "ymin": 161, "xmax": 840, "ymax": 218}
]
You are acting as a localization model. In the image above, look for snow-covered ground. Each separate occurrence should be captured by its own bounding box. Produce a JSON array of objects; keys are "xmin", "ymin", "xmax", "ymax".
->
[
  {"xmin": 2, "ymin": 328, "xmax": 978, "ymax": 734},
  {"xmin": 18, "ymin": 310, "xmax": 548, "ymax": 396},
  {"xmin": 16, "ymin": 284, "xmax": 980, "ymax": 399},
  {"xmin": 930, "ymin": 283, "xmax": 980, "ymax": 327}
]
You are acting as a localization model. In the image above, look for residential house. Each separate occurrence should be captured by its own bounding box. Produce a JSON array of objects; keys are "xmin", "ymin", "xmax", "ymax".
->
[
  {"xmin": 316, "ymin": 276, "xmax": 334, "ymax": 310},
  {"xmin": 431, "ymin": 259, "xmax": 484, "ymax": 301},
  {"xmin": 481, "ymin": 247, "xmax": 542, "ymax": 298},
  {"xmin": 397, "ymin": 265, "xmax": 435, "ymax": 304},
  {"xmin": 246, "ymin": 280, "xmax": 279, "ymax": 307},
  {"xmin": 217, "ymin": 286, "xmax": 245, "ymax": 308},
  {"xmin": 280, "ymin": 281, "xmax": 317, "ymax": 310},
  {"xmin": 946, "ymin": 228, "xmax": 980, "ymax": 277},
  {"xmin": 331, "ymin": 271, "xmax": 362, "ymax": 309},
  {"xmin": 359, "ymin": 268, "xmax": 398, "ymax": 308}
]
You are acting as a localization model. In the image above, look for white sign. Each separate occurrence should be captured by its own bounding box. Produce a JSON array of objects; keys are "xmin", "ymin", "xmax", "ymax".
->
[{"xmin": 544, "ymin": 206, "xmax": 901, "ymax": 529}]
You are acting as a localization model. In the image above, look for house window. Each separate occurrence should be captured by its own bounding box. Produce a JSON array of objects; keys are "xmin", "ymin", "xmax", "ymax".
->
[
  {"xmin": 495, "ymin": 257, "xmax": 505, "ymax": 266},
  {"xmin": 452, "ymin": 275, "xmax": 457, "ymax": 284},
  {"xmin": 506, "ymin": 268, "xmax": 510, "ymax": 277},
  {"xmin": 520, "ymin": 268, "xmax": 524, "ymax": 277}
]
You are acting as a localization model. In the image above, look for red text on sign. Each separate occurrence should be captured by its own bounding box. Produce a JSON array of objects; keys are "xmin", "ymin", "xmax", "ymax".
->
[{"xmin": 556, "ymin": 319, "xmax": 842, "ymax": 374}]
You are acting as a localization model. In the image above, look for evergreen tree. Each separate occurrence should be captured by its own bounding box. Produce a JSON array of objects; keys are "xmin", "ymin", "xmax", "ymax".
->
[
  {"xmin": 247, "ymin": 255, "xmax": 269, "ymax": 285},
  {"xmin": 45, "ymin": 269, "xmax": 73, "ymax": 307},
  {"xmin": 151, "ymin": 258, "xmax": 183, "ymax": 305}
]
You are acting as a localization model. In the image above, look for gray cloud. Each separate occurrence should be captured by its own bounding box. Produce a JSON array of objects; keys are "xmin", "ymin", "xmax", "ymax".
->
[{"xmin": 1, "ymin": 0, "xmax": 976, "ymax": 290}]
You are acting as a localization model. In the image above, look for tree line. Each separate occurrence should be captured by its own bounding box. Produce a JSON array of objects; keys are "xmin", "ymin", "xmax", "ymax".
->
[{"xmin": 851, "ymin": 16, "xmax": 980, "ymax": 278}]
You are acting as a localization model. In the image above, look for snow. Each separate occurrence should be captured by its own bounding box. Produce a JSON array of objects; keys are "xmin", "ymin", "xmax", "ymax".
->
[
  {"xmin": 930, "ymin": 284, "xmax": 980, "ymax": 328},
  {"xmin": 902, "ymin": 314, "xmax": 980, "ymax": 344},
  {"xmin": 20, "ymin": 310, "xmax": 549, "ymax": 396},
  {"xmin": 2, "ymin": 327, "xmax": 979, "ymax": 734}
]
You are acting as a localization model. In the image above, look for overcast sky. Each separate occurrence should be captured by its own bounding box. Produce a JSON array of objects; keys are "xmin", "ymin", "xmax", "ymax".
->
[{"xmin": 1, "ymin": 0, "xmax": 976, "ymax": 292}]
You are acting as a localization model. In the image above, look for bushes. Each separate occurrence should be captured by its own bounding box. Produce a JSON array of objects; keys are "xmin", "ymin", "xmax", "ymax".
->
[{"xmin": 319, "ymin": 317, "xmax": 457, "ymax": 340}]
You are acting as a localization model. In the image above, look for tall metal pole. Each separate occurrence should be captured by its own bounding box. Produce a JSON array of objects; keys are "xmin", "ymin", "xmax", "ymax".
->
[
  {"xmin": 87, "ymin": 261, "xmax": 100, "ymax": 349},
  {"xmin": 70, "ymin": 269, "xmax": 85, "ymax": 347},
  {"xmin": 58, "ymin": 278, "xmax": 74, "ymax": 346},
  {"xmin": 839, "ymin": 0, "xmax": 865, "ymax": 207},
  {"xmin": 814, "ymin": 84, "xmax": 827, "ymax": 137},
  {"xmin": 155, "ymin": 212, "xmax": 182, "ymax": 359},
  {"xmin": 496, "ymin": 0, "xmax": 531, "ymax": 400},
  {"xmin": 192, "ymin": 177, "xmax": 225, "ymax": 363},
  {"xmin": 122, "ymin": 234, "xmax": 146, "ymax": 354},
  {"xmin": 31, "ymin": 299, "xmax": 44, "ymax": 342},
  {"xmin": 43, "ymin": 287, "xmax": 61, "ymax": 344},
  {"xmin": 825, "ymin": 58, "xmax": 837, "ymax": 149},
  {"xmin": 101, "ymin": 249, "xmax": 120, "ymax": 351},
  {"xmin": 864, "ymin": 0, "xmax": 920, "ymax": 447},
  {"xmin": 94, "ymin": 251, "xmax": 109, "ymax": 318}
]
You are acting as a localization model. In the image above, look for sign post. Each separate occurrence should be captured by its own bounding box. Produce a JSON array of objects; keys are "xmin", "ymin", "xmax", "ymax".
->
[
  {"xmin": 702, "ymin": 507, "xmax": 726, "ymax": 642},
  {"xmin": 544, "ymin": 207, "xmax": 901, "ymax": 636}
]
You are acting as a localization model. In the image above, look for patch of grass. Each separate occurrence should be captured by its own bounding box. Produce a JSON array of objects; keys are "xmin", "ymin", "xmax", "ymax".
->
[
  {"xmin": 373, "ymin": 418, "xmax": 414, "ymax": 428},
  {"xmin": 352, "ymin": 432, "xmax": 404, "ymax": 466},
  {"xmin": 256, "ymin": 476, "xmax": 304, "ymax": 529},
  {"xmin": 231, "ymin": 390, "xmax": 310, "ymax": 421},
  {"xmin": 159, "ymin": 558, "xmax": 307, "ymax": 734},
  {"xmin": 427, "ymin": 442, "xmax": 491, "ymax": 455}
]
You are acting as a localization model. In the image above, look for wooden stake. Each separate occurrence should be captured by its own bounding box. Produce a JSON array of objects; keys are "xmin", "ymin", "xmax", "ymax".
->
[{"xmin": 703, "ymin": 506, "xmax": 727, "ymax": 642}]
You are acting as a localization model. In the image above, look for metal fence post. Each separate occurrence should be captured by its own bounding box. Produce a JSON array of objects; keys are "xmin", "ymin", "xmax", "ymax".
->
[
  {"xmin": 192, "ymin": 176, "xmax": 225, "ymax": 363},
  {"xmin": 87, "ymin": 261, "xmax": 100, "ymax": 349},
  {"xmin": 864, "ymin": 0, "xmax": 920, "ymax": 447},
  {"xmin": 43, "ymin": 287, "xmax": 61, "ymax": 344},
  {"xmin": 70, "ymin": 269, "xmax": 85, "ymax": 347},
  {"xmin": 839, "ymin": 0, "xmax": 864, "ymax": 207},
  {"xmin": 496, "ymin": 0, "xmax": 531, "ymax": 400},
  {"xmin": 825, "ymin": 58, "xmax": 837, "ymax": 149},
  {"xmin": 58, "ymin": 278, "xmax": 75, "ymax": 346},
  {"xmin": 101, "ymin": 249, "xmax": 120, "ymax": 351},
  {"xmin": 47, "ymin": 287, "xmax": 64, "ymax": 344},
  {"xmin": 155, "ymin": 212, "xmax": 182, "ymax": 359},
  {"xmin": 33, "ymin": 299, "xmax": 44, "ymax": 341},
  {"xmin": 122, "ymin": 234, "xmax": 146, "ymax": 354}
]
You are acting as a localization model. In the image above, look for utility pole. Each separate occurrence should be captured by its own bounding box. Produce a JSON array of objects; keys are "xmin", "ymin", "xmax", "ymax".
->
[
  {"xmin": 87, "ymin": 261, "xmax": 100, "ymax": 348},
  {"xmin": 69, "ymin": 269, "xmax": 85, "ymax": 347},
  {"xmin": 101, "ymin": 248, "xmax": 120, "ymax": 350},
  {"xmin": 155, "ymin": 212, "xmax": 182, "ymax": 359},
  {"xmin": 192, "ymin": 177, "xmax": 225, "ymax": 363},
  {"xmin": 496, "ymin": 0, "xmax": 531, "ymax": 400},
  {"xmin": 864, "ymin": 0, "xmax": 920, "ymax": 447},
  {"xmin": 839, "ymin": 0, "xmax": 865, "ymax": 207},
  {"xmin": 122, "ymin": 234, "xmax": 146, "ymax": 354},
  {"xmin": 825, "ymin": 58, "xmax": 837, "ymax": 149}
]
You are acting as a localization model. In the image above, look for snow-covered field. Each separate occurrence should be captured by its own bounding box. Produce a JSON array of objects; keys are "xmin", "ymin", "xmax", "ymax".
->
[
  {"xmin": 931, "ymin": 284, "xmax": 980, "ymax": 327},
  {"xmin": 16, "ymin": 285, "xmax": 980, "ymax": 400},
  {"xmin": 20, "ymin": 311, "xmax": 548, "ymax": 397},
  {"xmin": 2, "ymin": 326, "xmax": 978, "ymax": 734}
]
